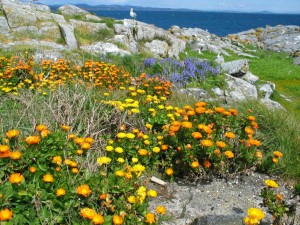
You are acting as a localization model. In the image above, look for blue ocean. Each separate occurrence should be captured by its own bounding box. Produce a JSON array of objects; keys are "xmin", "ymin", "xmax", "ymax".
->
[{"xmin": 89, "ymin": 10, "xmax": 300, "ymax": 37}]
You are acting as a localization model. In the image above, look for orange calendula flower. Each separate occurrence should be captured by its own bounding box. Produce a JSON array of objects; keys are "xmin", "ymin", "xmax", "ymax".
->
[
  {"xmin": 61, "ymin": 125, "xmax": 71, "ymax": 131},
  {"xmin": 10, "ymin": 151, "xmax": 21, "ymax": 160},
  {"xmin": 145, "ymin": 212, "xmax": 156, "ymax": 224},
  {"xmin": 80, "ymin": 207, "xmax": 96, "ymax": 219},
  {"xmin": 216, "ymin": 141, "xmax": 226, "ymax": 148},
  {"xmin": 215, "ymin": 107, "xmax": 225, "ymax": 113},
  {"xmin": 9, "ymin": 173, "xmax": 24, "ymax": 184},
  {"xmin": 195, "ymin": 107, "xmax": 206, "ymax": 114},
  {"xmin": 42, "ymin": 174, "xmax": 54, "ymax": 183},
  {"xmin": 161, "ymin": 145, "xmax": 168, "ymax": 151},
  {"xmin": 6, "ymin": 129, "xmax": 20, "ymax": 139},
  {"xmin": 201, "ymin": 139, "xmax": 213, "ymax": 147},
  {"xmin": 195, "ymin": 101, "xmax": 207, "ymax": 107},
  {"xmin": 84, "ymin": 137, "xmax": 94, "ymax": 144},
  {"xmin": 56, "ymin": 188, "xmax": 66, "ymax": 197},
  {"xmin": 272, "ymin": 158, "xmax": 279, "ymax": 163},
  {"xmin": 265, "ymin": 179, "xmax": 279, "ymax": 188},
  {"xmin": 81, "ymin": 142, "xmax": 91, "ymax": 150},
  {"xmin": 229, "ymin": 108, "xmax": 238, "ymax": 116},
  {"xmin": 256, "ymin": 151, "xmax": 263, "ymax": 158},
  {"xmin": 52, "ymin": 156, "xmax": 62, "ymax": 165},
  {"xmin": 68, "ymin": 134, "xmax": 76, "ymax": 139},
  {"xmin": 203, "ymin": 160, "xmax": 211, "ymax": 168},
  {"xmin": 138, "ymin": 149, "xmax": 148, "ymax": 156},
  {"xmin": 77, "ymin": 184, "xmax": 92, "ymax": 197},
  {"xmin": 224, "ymin": 151, "xmax": 234, "ymax": 159},
  {"xmin": 112, "ymin": 215, "xmax": 123, "ymax": 225},
  {"xmin": 0, "ymin": 145, "xmax": 11, "ymax": 158},
  {"xmin": 74, "ymin": 137, "xmax": 84, "ymax": 144},
  {"xmin": 273, "ymin": 151, "xmax": 283, "ymax": 158},
  {"xmin": 41, "ymin": 130, "xmax": 50, "ymax": 138},
  {"xmin": 29, "ymin": 166, "xmax": 37, "ymax": 173},
  {"xmin": 0, "ymin": 208, "xmax": 13, "ymax": 221},
  {"xmin": 225, "ymin": 132, "xmax": 235, "ymax": 139},
  {"xmin": 214, "ymin": 149, "xmax": 221, "ymax": 158},
  {"xmin": 248, "ymin": 116, "xmax": 256, "ymax": 121},
  {"xmin": 181, "ymin": 122, "xmax": 193, "ymax": 129},
  {"xmin": 245, "ymin": 126, "xmax": 254, "ymax": 135},
  {"xmin": 156, "ymin": 205, "xmax": 166, "ymax": 215},
  {"xmin": 25, "ymin": 136, "xmax": 41, "ymax": 145},
  {"xmin": 92, "ymin": 214, "xmax": 104, "ymax": 224},
  {"xmin": 192, "ymin": 132, "xmax": 202, "ymax": 139},
  {"xmin": 36, "ymin": 124, "xmax": 48, "ymax": 132}
]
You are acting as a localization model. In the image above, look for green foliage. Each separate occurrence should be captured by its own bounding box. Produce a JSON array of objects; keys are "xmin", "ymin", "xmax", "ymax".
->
[{"xmin": 74, "ymin": 28, "xmax": 114, "ymax": 45}]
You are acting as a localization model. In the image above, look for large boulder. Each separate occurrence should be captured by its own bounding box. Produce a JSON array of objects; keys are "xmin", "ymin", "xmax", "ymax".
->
[
  {"xmin": 0, "ymin": 16, "xmax": 10, "ymax": 33},
  {"xmin": 224, "ymin": 74, "xmax": 258, "ymax": 102},
  {"xmin": 221, "ymin": 59, "xmax": 250, "ymax": 77},
  {"xmin": 70, "ymin": 19, "xmax": 109, "ymax": 35},
  {"xmin": 80, "ymin": 42, "xmax": 130, "ymax": 56},
  {"xmin": 58, "ymin": 5, "xmax": 90, "ymax": 16},
  {"xmin": 1, "ymin": 0, "xmax": 52, "ymax": 28},
  {"xmin": 144, "ymin": 40, "xmax": 169, "ymax": 58}
]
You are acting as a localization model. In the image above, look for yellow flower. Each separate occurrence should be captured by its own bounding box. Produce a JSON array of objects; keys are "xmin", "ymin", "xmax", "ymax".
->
[
  {"xmin": 92, "ymin": 214, "xmax": 104, "ymax": 224},
  {"xmin": 156, "ymin": 205, "xmax": 166, "ymax": 215},
  {"xmin": 84, "ymin": 137, "xmax": 94, "ymax": 144},
  {"xmin": 224, "ymin": 150, "xmax": 234, "ymax": 159},
  {"xmin": 9, "ymin": 173, "xmax": 24, "ymax": 184},
  {"xmin": 181, "ymin": 121, "xmax": 193, "ymax": 129},
  {"xmin": 41, "ymin": 130, "xmax": 51, "ymax": 138},
  {"xmin": 127, "ymin": 195, "xmax": 136, "ymax": 203},
  {"xmin": 10, "ymin": 151, "xmax": 21, "ymax": 160},
  {"xmin": 115, "ymin": 147, "xmax": 124, "ymax": 154},
  {"xmin": 145, "ymin": 212, "xmax": 156, "ymax": 224},
  {"xmin": 191, "ymin": 161, "xmax": 200, "ymax": 168},
  {"xmin": 42, "ymin": 174, "xmax": 54, "ymax": 183},
  {"xmin": 105, "ymin": 146, "xmax": 114, "ymax": 152},
  {"xmin": 265, "ymin": 179, "xmax": 279, "ymax": 188},
  {"xmin": 132, "ymin": 164, "xmax": 145, "ymax": 177},
  {"xmin": 126, "ymin": 133, "xmax": 135, "ymax": 139},
  {"xmin": 117, "ymin": 158, "xmax": 125, "ymax": 163},
  {"xmin": 80, "ymin": 207, "xmax": 96, "ymax": 219},
  {"xmin": 97, "ymin": 156, "xmax": 111, "ymax": 166},
  {"xmin": 52, "ymin": 156, "xmax": 62, "ymax": 165},
  {"xmin": 247, "ymin": 207, "xmax": 265, "ymax": 220},
  {"xmin": 144, "ymin": 140, "xmax": 150, "ymax": 145},
  {"xmin": 72, "ymin": 168, "xmax": 79, "ymax": 174},
  {"xmin": 117, "ymin": 132, "xmax": 126, "ymax": 138},
  {"xmin": 166, "ymin": 168, "xmax": 174, "ymax": 176},
  {"xmin": 147, "ymin": 190, "xmax": 157, "ymax": 198},
  {"xmin": 77, "ymin": 184, "xmax": 92, "ymax": 197},
  {"xmin": 25, "ymin": 136, "xmax": 41, "ymax": 145},
  {"xmin": 216, "ymin": 141, "xmax": 226, "ymax": 148},
  {"xmin": 115, "ymin": 170, "xmax": 125, "ymax": 177},
  {"xmin": 112, "ymin": 215, "xmax": 123, "ymax": 225},
  {"xmin": 0, "ymin": 208, "xmax": 13, "ymax": 221},
  {"xmin": 152, "ymin": 147, "xmax": 160, "ymax": 153},
  {"xmin": 6, "ymin": 129, "xmax": 20, "ymax": 139},
  {"xmin": 56, "ymin": 188, "xmax": 66, "ymax": 197},
  {"xmin": 132, "ymin": 157, "xmax": 138, "ymax": 163}
]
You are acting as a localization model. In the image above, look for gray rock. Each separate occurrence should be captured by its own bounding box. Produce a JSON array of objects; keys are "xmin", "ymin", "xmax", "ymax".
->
[
  {"xmin": 0, "ymin": 16, "xmax": 10, "ymax": 33},
  {"xmin": 214, "ymin": 55, "xmax": 225, "ymax": 64},
  {"xmin": 242, "ymin": 72, "xmax": 259, "ymax": 84},
  {"xmin": 70, "ymin": 19, "xmax": 109, "ymax": 34},
  {"xmin": 293, "ymin": 56, "xmax": 300, "ymax": 65},
  {"xmin": 211, "ymin": 87, "xmax": 224, "ymax": 97},
  {"xmin": 224, "ymin": 74, "xmax": 258, "ymax": 102},
  {"xmin": 85, "ymin": 14, "xmax": 102, "ymax": 21},
  {"xmin": 148, "ymin": 172, "xmax": 286, "ymax": 225},
  {"xmin": 258, "ymin": 82, "xmax": 276, "ymax": 99},
  {"xmin": 0, "ymin": 40, "xmax": 66, "ymax": 50},
  {"xmin": 144, "ymin": 40, "xmax": 169, "ymax": 57},
  {"xmin": 221, "ymin": 59, "xmax": 249, "ymax": 77},
  {"xmin": 58, "ymin": 4, "xmax": 90, "ymax": 16},
  {"xmin": 260, "ymin": 98, "xmax": 285, "ymax": 110},
  {"xmin": 180, "ymin": 88, "xmax": 209, "ymax": 100},
  {"xmin": 52, "ymin": 14, "xmax": 77, "ymax": 50},
  {"xmin": 80, "ymin": 42, "xmax": 130, "ymax": 56}
]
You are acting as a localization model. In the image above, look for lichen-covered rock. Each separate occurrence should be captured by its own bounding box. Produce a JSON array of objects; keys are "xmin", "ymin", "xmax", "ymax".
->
[
  {"xmin": 2, "ymin": 0, "xmax": 52, "ymax": 28},
  {"xmin": 58, "ymin": 4, "xmax": 90, "ymax": 16},
  {"xmin": 144, "ymin": 40, "xmax": 169, "ymax": 57},
  {"xmin": 224, "ymin": 74, "xmax": 258, "ymax": 102},
  {"xmin": 0, "ymin": 16, "xmax": 10, "ymax": 33},
  {"xmin": 258, "ymin": 82, "xmax": 276, "ymax": 99},
  {"xmin": 241, "ymin": 72, "xmax": 259, "ymax": 84},
  {"xmin": 80, "ymin": 42, "xmax": 130, "ymax": 56},
  {"xmin": 70, "ymin": 19, "xmax": 109, "ymax": 34},
  {"xmin": 221, "ymin": 59, "xmax": 249, "ymax": 77}
]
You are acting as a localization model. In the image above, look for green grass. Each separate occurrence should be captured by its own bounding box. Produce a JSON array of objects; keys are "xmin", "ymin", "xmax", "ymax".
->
[{"xmin": 74, "ymin": 28, "xmax": 114, "ymax": 45}]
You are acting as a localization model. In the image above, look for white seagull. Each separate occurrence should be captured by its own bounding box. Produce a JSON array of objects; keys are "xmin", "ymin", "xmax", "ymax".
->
[{"xmin": 130, "ymin": 8, "xmax": 137, "ymax": 20}]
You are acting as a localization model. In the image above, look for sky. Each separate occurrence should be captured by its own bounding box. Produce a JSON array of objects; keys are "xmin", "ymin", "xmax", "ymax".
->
[{"xmin": 35, "ymin": 0, "xmax": 300, "ymax": 13}]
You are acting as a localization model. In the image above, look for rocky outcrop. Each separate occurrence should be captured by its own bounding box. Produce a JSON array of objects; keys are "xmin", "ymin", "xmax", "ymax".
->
[
  {"xmin": 221, "ymin": 59, "xmax": 249, "ymax": 77},
  {"xmin": 58, "ymin": 4, "xmax": 90, "ymax": 16},
  {"xmin": 80, "ymin": 42, "xmax": 130, "ymax": 56},
  {"xmin": 228, "ymin": 25, "xmax": 300, "ymax": 55}
]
